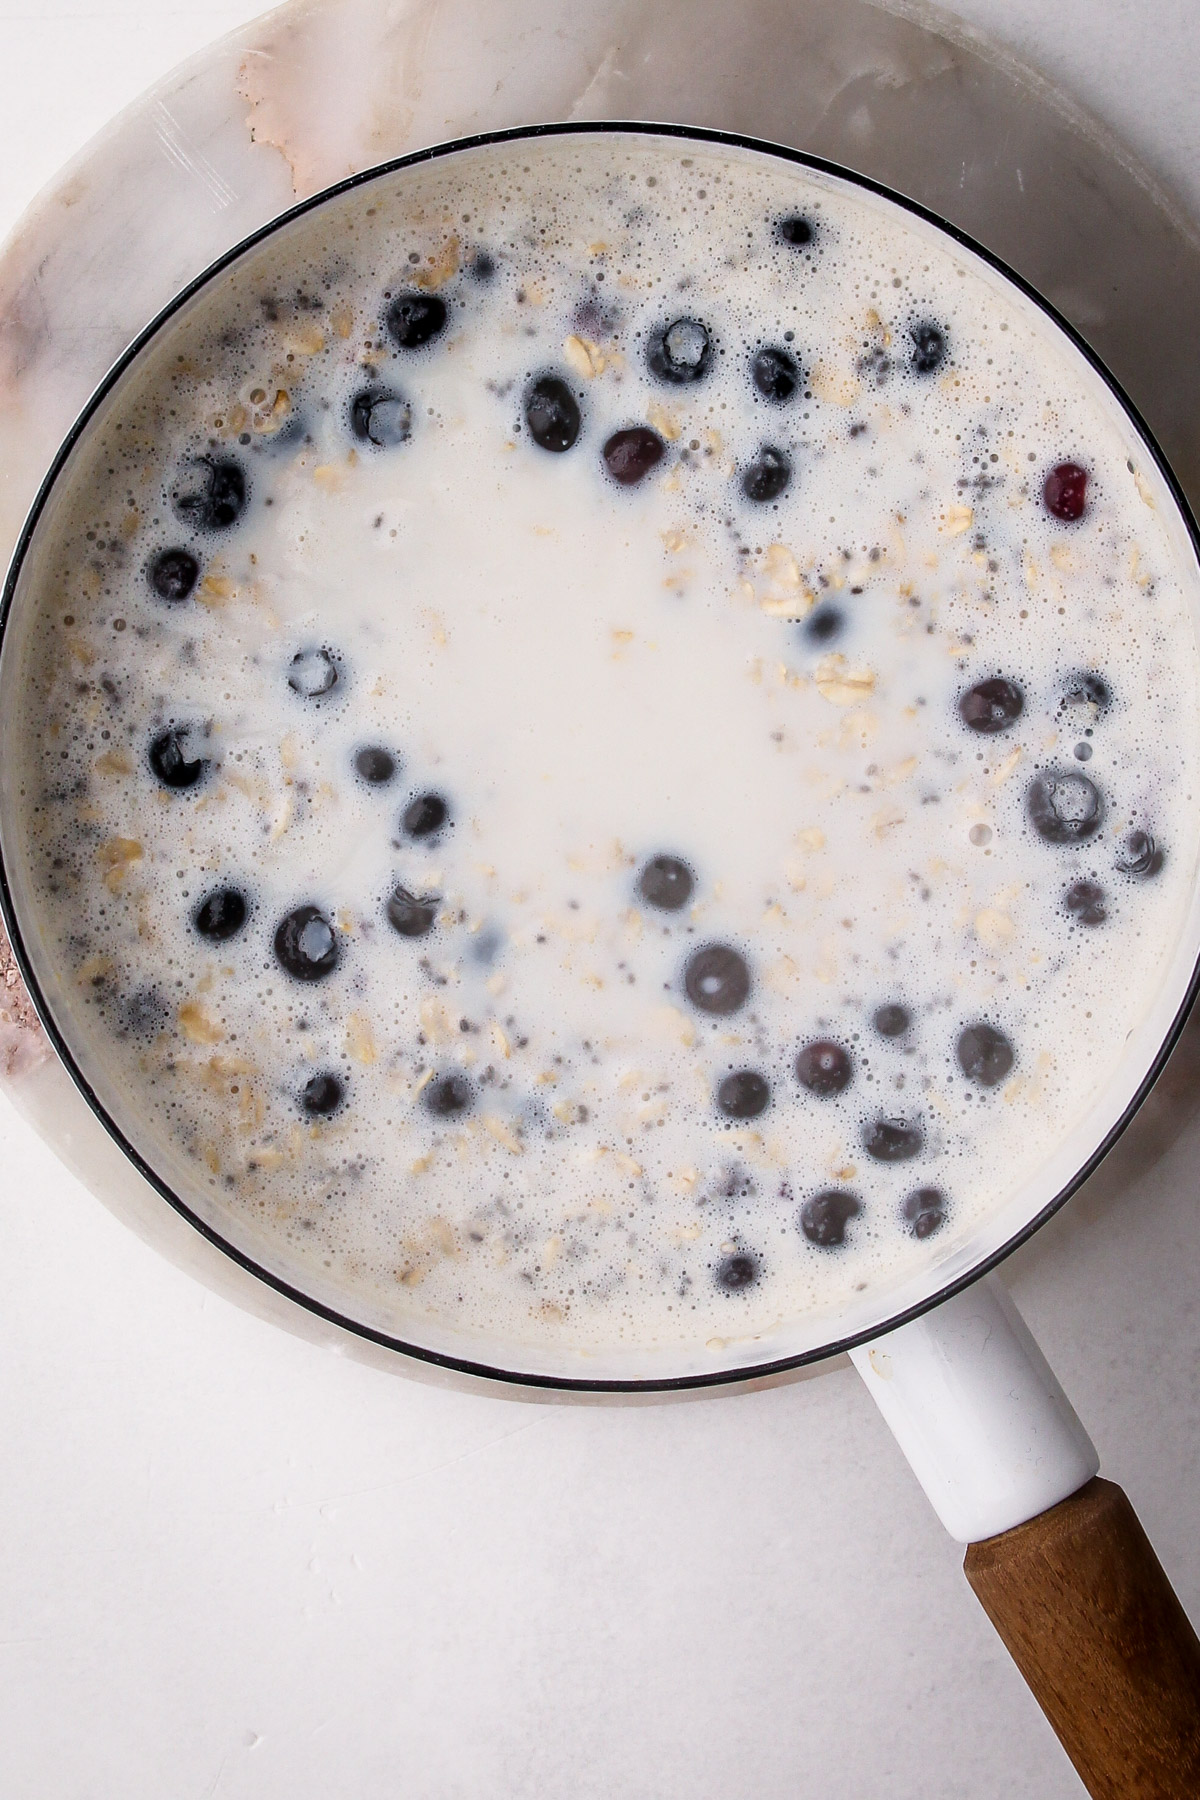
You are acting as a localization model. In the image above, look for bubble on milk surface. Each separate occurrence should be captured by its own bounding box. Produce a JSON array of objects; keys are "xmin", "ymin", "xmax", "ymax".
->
[{"xmin": 12, "ymin": 131, "xmax": 1200, "ymax": 1361}]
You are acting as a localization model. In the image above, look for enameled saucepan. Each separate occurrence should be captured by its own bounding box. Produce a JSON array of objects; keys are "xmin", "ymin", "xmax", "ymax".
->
[{"xmin": 1, "ymin": 124, "xmax": 1198, "ymax": 1796}]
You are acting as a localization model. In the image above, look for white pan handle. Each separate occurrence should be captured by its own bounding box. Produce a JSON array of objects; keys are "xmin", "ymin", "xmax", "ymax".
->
[
  {"xmin": 852, "ymin": 1274, "xmax": 1200, "ymax": 1798},
  {"xmin": 850, "ymin": 1273, "xmax": 1097, "ymax": 1543}
]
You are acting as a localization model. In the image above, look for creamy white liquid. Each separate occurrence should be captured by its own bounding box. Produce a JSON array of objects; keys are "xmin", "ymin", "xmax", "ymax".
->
[{"xmin": 10, "ymin": 132, "xmax": 1200, "ymax": 1367}]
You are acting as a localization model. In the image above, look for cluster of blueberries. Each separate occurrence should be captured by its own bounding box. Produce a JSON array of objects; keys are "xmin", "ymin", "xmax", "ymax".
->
[
  {"xmin": 957, "ymin": 668, "xmax": 1165, "ymax": 928},
  {"xmin": 701, "ymin": 668, "xmax": 1163, "ymax": 1294},
  {"xmin": 187, "ymin": 738, "xmax": 451, "ymax": 1124},
  {"xmin": 634, "ymin": 850, "xmax": 1010, "ymax": 1284},
  {"xmin": 519, "ymin": 301, "xmax": 946, "ymax": 502},
  {"xmin": 189, "ymin": 828, "xmax": 971, "ymax": 1276},
  {"xmin": 143, "ymin": 208, "xmax": 950, "ymax": 613},
  {"xmin": 376, "ymin": 212, "xmax": 946, "ymax": 504}
]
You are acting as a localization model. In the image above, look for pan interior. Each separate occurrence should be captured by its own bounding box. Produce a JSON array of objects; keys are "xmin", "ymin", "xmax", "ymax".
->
[{"xmin": 3, "ymin": 126, "xmax": 1200, "ymax": 1386}]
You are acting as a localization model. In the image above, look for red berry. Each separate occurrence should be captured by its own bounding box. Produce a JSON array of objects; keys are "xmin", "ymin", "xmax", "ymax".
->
[
  {"xmin": 1043, "ymin": 461, "xmax": 1088, "ymax": 521},
  {"xmin": 602, "ymin": 426, "xmax": 666, "ymax": 486}
]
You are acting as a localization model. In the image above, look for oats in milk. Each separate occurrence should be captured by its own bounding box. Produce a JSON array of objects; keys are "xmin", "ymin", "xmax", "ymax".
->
[{"xmin": 10, "ymin": 132, "xmax": 1200, "ymax": 1357}]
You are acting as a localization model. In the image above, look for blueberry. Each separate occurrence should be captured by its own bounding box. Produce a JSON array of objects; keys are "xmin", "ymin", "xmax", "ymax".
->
[
  {"xmin": 910, "ymin": 321, "xmax": 947, "ymax": 375},
  {"xmin": 354, "ymin": 746, "xmax": 397, "ymax": 784},
  {"xmin": 384, "ymin": 291, "xmax": 448, "ymax": 349},
  {"xmin": 956, "ymin": 1022, "xmax": 1014, "ymax": 1087},
  {"xmin": 742, "ymin": 446, "xmax": 791, "ymax": 503},
  {"xmin": 603, "ymin": 426, "xmax": 666, "ymax": 486},
  {"xmin": 301, "ymin": 1072, "xmax": 344, "ymax": 1116},
  {"xmin": 386, "ymin": 884, "xmax": 439, "ymax": 938},
  {"xmin": 752, "ymin": 346, "xmax": 800, "ymax": 403},
  {"xmin": 402, "ymin": 793, "xmax": 448, "ymax": 837},
  {"xmin": 795, "ymin": 1040, "xmax": 853, "ymax": 1096},
  {"xmin": 637, "ymin": 854, "xmax": 694, "ymax": 911},
  {"xmin": 349, "ymin": 386, "xmax": 412, "ymax": 448},
  {"xmin": 863, "ymin": 1116, "xmax": 923, "ymax": 1161},
  {"xmin": 470, "ymin": 252, "xmax": 495, "ymax": 282},
  {"xmin": 524, "ymin": 374, "xmax": 582, "ymax": 452},
  {"xmin": 1043, "ymin": 461, "xmax": 1088, "ymax": 521},
  {"xmin": 902, "ymin": 1187, "xmax": 947, "ymax": 1239},
  {"xmin": 148, "ymin": 725, "xmax": 208, "ymax": 790},
  {"xmin": 1064, "ymin": 879, "xmax": 1107, "ymax": 925},
  {"xmin": 1116, "ymin": 830, "xmax": 1164, "ymax": 877},
  {"xmin": 873, "ymin": 1003, "xmax": 911, "ymax": 1038},
  {"xmin": 805, "ymin": 605, "xmax": 844, "ymax": 643},
  {"xmin": 193, "ymin": 887, "xmax": 248, "ymax": 941},
  {"xmin": 959, "ymin": 677, "xmax": 1024, "ymax": 733},
  {"xmin": 775, "ymin": 215, "xmax": 813, "ymax": 247},
  {"xmin": 1062, "ymin": 672, "xmax": 1110, "ymax": 712},
  {"xmin": 1026, "ymin": 770, "xmax": 1103, "ymax": 843},
  {"xmin": 171, "ymin": 457, "xmax": 247, "ymax": 531},
  {"xmin": 716, "ymin": 1070, "xmax": 770, "ymax": 1119},
  {"xmin": 715, "ymin": 1250, "xmax": 760, "ymax": 1291},
  {"xmin": 799, "ymin": 1189, "xmax": 861, "ymax": 1247},
  {"xmin": 148, "ymin": 548, "xmax": 200, "ymax": 603},
  {"xmin": 274, "ymin": 905, "xmax": 338, "ymax": 981},
  {"xmin": 646, "ymin": 317, "xmax": 712, "ymax": 385},
  {"xmin": 683, "ymin": 944, "xmax": 751, "ymax": 1015},
  {"xmin": 288, "ymin": 647, "xmax": 340, "ymax": 699},
  {"xmin": 424, "ymin": 1073, "xmax": 472, "ymax": 1117}
]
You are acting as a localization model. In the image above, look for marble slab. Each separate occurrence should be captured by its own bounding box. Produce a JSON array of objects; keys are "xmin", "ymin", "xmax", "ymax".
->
[{"xmin": 6, "ymin": 8, "xmax": 1200, "ymax": 1799}]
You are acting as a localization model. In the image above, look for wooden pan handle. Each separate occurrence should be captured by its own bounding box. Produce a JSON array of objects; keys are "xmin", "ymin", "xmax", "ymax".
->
[{"xmin": 964, "ymin": 1477, "xmax": 1200, "ymax": 1798}]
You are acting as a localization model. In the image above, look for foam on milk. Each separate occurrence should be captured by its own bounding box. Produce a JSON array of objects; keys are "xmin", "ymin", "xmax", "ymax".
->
[{"xmin": 9, "ymin": 132, "xmax": 1200, "ymax": 1363}]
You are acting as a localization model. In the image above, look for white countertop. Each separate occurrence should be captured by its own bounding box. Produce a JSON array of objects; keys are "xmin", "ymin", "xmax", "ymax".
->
[{"xmin": 2, "ymin": 5, "xmax": 1200, "ymax": 1796}]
